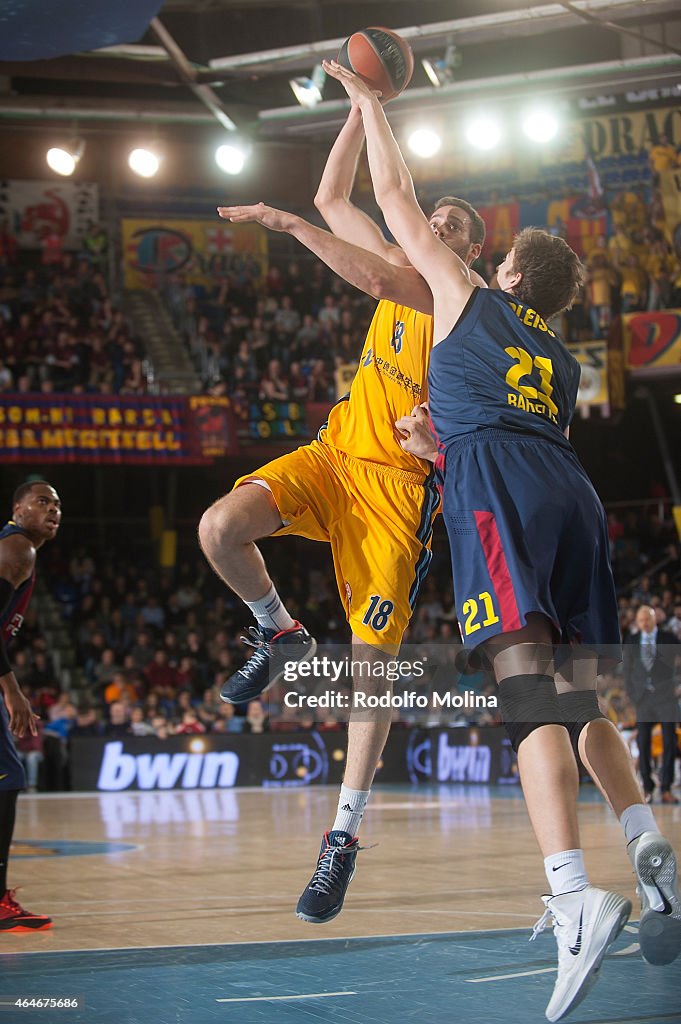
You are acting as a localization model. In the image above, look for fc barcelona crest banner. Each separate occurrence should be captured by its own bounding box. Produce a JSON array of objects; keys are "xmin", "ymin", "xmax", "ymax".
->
[{"xmin": 121, "ymin": 218, "xmax": 268, "ymax": 290}]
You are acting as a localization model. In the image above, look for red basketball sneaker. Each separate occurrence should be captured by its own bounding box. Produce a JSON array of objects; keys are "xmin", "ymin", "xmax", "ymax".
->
[{"xmin": 0, "ymin": 889, "xmax": 52, "ymax": 932}]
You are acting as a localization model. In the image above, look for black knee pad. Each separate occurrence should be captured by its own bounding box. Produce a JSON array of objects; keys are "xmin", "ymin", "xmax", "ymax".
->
[
  {"xmin": 499, "ymin": 673, "xmax": 564, "ymax": 753},
  {"xmin": 557, "ymin": 690, "xmax": 607, "ymax": 763}
]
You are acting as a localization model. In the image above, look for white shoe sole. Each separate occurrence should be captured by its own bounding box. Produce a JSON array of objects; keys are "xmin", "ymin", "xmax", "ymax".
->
[
  {"xmin": 546, "ymin": 891, "xmax": 632, "ymax": 1022},
  {"xmin": 635, "ymin": 834, "xmax": 681, "ymax": 966}
]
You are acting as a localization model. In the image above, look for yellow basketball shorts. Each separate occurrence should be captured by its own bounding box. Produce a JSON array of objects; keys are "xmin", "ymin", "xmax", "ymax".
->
[{"xmin": 233, "ymin": 440, "xmax": 440, "ymax": 652}]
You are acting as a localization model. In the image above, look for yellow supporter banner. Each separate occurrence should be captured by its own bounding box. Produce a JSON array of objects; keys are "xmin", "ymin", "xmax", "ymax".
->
[
  {"xmin": 622, "ymin": 310, "xmax": 681, "ymax": 369},
  {"xmin": 659, "ymin": 168, "xmax": 681, "ymax": 257},
  {"xmin": 568, "ymin": 340, "xmax": 609, "ymax": 406},
  {"xmin": 121, "ymin": 218, "xmax": 268, "ymax": 290},
  {"xmin": 335, "ymin": 362, "xmax": 356, "ymax": 401}
]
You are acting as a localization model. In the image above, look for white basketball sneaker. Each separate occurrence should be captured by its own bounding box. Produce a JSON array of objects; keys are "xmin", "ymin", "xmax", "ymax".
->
[
  {"xmin": 629, "ymin": 831, "xmax": 681, "ymax": 966},
  {"xmin": 530, "ymin": 885, "xmax": 631, "ymax": 1022}
]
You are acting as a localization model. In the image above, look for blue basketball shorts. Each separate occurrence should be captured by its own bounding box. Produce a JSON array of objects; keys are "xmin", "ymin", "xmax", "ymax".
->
[{"xmin": 440, "ymin": 429, "xmax": 621, "ymax": 658}]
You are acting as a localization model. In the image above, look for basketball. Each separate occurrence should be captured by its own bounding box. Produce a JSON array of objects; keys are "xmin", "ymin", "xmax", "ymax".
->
[{"xmin": 337, "ymin": 27, "xmax": 414, "ymax": 101}]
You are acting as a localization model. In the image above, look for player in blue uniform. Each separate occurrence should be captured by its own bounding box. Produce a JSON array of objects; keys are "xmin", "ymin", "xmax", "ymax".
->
[
  {"xmin": 325, "ymin": 59, "xmax": 681, "ymax": 1022},
  {"xmin": 0, "ymin": 481, "xmax": 61, "ymax": 931}
]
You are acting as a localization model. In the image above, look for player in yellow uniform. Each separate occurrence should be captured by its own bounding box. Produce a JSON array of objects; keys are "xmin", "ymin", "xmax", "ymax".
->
[{"xmin": 200, "ymin": 105, "xmax": 485, "ymax": 922}]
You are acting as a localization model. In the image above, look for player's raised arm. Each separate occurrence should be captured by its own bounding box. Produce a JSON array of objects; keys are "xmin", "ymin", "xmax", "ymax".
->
[
  {"xmin": 323, "ymin": 60, "xmax": 474, "ymax": 338},
  {"xmin": 314, "ymin": 105, "xmax": 406, "ymax": 266},
  {"xmin": 217, "ymin": 203, "xmax": 434, "ymax": 314}
]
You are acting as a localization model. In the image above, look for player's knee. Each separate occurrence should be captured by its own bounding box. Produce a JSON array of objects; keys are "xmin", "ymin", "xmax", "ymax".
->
[
  {"xmin": 556, "ymin": 690, "xmax": 607, "ymax": 762},
  {"xmin": 498, "ymin": 673, "xmax": 565, "ymax": 754},
  {"xmin": 198, "ymin": 496, "xmax": 243, "ymax": 554}
]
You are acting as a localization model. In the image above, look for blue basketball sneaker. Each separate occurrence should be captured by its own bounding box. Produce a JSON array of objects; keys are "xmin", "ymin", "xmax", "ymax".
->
[
  {"xmin": 220, "ymin": 621, "xmax": 316, "ymax": 705},
  {"xmin": 296, "ymin": 830, "xmax": 359, "ymax": 924}
]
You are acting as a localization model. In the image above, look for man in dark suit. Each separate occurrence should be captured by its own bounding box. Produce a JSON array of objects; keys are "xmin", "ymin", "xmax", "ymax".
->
[{"xmin": 623, "ymin": 605, "xmax": 681, "ymax": 804}]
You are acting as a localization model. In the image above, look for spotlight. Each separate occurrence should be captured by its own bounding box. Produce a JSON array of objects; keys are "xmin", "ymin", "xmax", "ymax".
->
[
  {"xmin": 128, "ymin": 148, "xmax": 161, "ymax": 178},
  {"xmin": 46, "ymin": 140, "xmax": 84, "ymax": 176},
  {"xmin": 215, "ymin": 142, "xmax": 247, "ymax": 175},
  {"xmin": 522, "ymin": 110, "xmax": 559, "ymax": 143},
  {"xmin": 674, "ymin": 394, "xmax": 681, "ymax": 405},
  {"xmin": 289, "ymin": 64, "xmax": 326, "ymax": 108},
  {"xmin": 465, "ymin": 116, "xmax": 502, "ymax": 151},
  {"xmin": 421, "ymin": 42, "xmax": 460, "ymax": 88},
  {"xmin": 408, "ymin": 128, "xmax": 442, "ymax": 158}
]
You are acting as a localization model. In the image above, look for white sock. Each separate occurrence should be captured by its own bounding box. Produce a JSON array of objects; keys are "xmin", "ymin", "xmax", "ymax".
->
[
  {"xmin": 332, "ymin": 784, "xmax": 370, "ymax": 837},
  {"xmin": 620, "ymin": 802, "xmax": 659, "ymax": 845},
  {"xmin": 245, "ymin": 583, "xmax": 296, "ymax": 634},
  {"xmin": 545, "ymin": 849, "xmax": 589, "ymax": 897}
]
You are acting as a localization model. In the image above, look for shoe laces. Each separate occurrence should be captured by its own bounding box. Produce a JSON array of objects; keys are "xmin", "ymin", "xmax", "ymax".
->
[
  {"xmin": 308, "ymin": 841, "xmax": 359, "ymax": 895},
  {"xmin": 240, "ymin": 625, "xmax": 272, "ymax": 651},
  {"xmin": 530, "ymin": 898, "xmax": 553, "ymax": 942},
  {"xmin": 238, "ymin": 627, "xmax": 274, "ymax": 677}
]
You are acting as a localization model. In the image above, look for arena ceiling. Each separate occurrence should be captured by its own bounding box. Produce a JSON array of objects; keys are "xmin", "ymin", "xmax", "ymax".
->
[{"xmin": 0, "ymin": 0, "xmax": 680, "ymax": 142}]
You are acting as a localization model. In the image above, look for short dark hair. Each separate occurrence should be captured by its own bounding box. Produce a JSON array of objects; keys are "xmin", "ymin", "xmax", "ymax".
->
[
  {"xmin": 510, "ymin": 228, "xmax": 585, "ymax": 320},
  {"xmin": 12, "ymin": 480, "xmax": 55, "ymax": 508},
  {"xmin": 432, "ymin": 196, "xmax": 486, "ymax": 248}
]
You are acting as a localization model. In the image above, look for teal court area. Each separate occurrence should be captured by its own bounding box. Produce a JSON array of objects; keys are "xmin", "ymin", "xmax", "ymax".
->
[{"xmin": 2, "ymin": 926, "xmax": 680, "ymax": 1024}]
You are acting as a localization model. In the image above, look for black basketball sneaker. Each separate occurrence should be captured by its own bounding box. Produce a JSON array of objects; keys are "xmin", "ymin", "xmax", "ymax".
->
[{"xmin": 220, "ymin": 621, "xmax": 316, "ymax": 705}]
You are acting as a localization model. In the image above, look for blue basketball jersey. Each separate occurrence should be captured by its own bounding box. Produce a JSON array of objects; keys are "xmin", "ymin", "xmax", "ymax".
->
[
  {"xmin": 0, "ymin": 521, "xmax": 35, "ymax": 643},
  {"xmin": 0, "ymin": 520, "xmax": 35, "ymax": 791},
  {"xmin": 428, "ymin": 288, "xmax": 581, "ymax": 454}
]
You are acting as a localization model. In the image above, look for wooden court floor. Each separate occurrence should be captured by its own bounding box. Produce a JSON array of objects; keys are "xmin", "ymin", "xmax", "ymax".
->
[
  {"xmin": 2, "ymin": 785, "xmax": 681, "ymax": 1024},
  {"xmin": 6, "ymin": 784, "xmax": 681, "ymax": 953}
]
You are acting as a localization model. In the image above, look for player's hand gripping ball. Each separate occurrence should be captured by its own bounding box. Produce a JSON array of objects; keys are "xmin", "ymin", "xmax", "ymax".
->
[{"xmin": 337, "ymin": 27, "xmax": 414, "ymax": 101}]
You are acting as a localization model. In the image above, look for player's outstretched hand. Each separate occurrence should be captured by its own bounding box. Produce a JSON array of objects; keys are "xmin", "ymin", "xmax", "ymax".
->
[
  {"xmin": 2, "ymin": 679, "xmax": 39, "ymax": 738},
  {"xmin": 394, "ymin": 403, "xmax": 438, "ymax": 462},
  {"xmin": 217, "ymin": 202, "xmax": 294, "ymax": 233},
  {"xmin": 322, "ymin": 60, "xmax": 382, "ymax": 106}
]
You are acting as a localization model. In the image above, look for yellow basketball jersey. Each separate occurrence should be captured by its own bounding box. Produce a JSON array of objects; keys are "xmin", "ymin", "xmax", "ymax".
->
[{"xmin": 320, "ymin": 299, "xmax": 433, "ymax": 475}]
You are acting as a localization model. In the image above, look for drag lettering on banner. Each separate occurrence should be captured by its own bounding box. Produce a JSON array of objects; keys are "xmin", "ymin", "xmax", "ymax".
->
[
  {"xmin": 121, "ymin": 218, "xmax": 268, "ymax": 290},
  {"xmin": 0, "ymin": 179, "xmax": 98, "ymax": 249},
  {"xmin": 0, "ymin": 394, "xmax": 227, "ymax": 464}
]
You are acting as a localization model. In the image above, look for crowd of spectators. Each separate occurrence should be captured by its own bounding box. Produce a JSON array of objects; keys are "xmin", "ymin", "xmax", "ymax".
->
[
  {"xmin": 0, "ymin": 221, "xmax": 147, "ymax": 396},
  {"xmin": 161, "ymin": 258, "xmax": 375, "ymax": 401},
  {"xmin": 9, "ymin": 501, "xmax": 681, "ymax": 791},
  {"xmin": 160, "ymin": 186, "xmax": 681, "ymax": 386},
  {"xmin": 564, "ymin": 186, "xmax": 681, "ymax": 342},
  {"xmin": 2, "ymin": 179, "xmax": 680, "ymax": 403}
]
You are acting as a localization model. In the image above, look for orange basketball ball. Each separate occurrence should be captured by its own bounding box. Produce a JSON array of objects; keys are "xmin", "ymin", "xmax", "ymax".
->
[{"xmin": 337, "ymin": 27, "xmax": 414, "ymax": 101}]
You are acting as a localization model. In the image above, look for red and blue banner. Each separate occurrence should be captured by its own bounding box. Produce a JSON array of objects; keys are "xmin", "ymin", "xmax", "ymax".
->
[
  {"xmin": 622, "ymin": 310, "xmax": 681, "ymax": 369},
  {"xmin": 0, "ymin": 394, "xmax": 237, "ymax": 464},
  {"xmin": 477, "ymin": 198, "xmax": 607, "ymax": 259}
]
